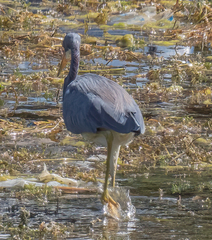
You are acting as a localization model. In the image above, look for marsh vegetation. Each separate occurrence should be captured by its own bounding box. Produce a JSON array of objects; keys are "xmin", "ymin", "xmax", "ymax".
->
[{"xmin": 0, "ymin": 0, "xmax": 212, "ymax": 239}]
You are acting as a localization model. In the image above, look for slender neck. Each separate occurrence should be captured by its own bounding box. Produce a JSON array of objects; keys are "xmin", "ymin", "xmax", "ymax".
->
[
  {"xmin": 63, "ymin": 46, "xmax": 80, "ymax": 92},
  {"xmin": 68, "ymin": 46, "xmax": 80, "ymax": 81}
]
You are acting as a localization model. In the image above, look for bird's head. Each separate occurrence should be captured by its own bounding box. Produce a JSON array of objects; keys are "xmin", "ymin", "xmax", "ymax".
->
[{"xmin": 57, "ymin": 33, "xmax": 81, "ymax": 77}]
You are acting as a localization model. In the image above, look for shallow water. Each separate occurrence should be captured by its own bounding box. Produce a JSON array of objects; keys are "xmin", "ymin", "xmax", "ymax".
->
[
  {"xmin": 0, "ymin": 0, "xmax": 212, "ymax": 239},
  {"xmin": 1, "ymin": 170, "xmax": 212, "ymax": 239}
]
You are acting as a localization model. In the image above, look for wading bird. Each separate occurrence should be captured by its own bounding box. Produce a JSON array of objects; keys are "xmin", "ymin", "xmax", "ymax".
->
[{"xmin": 58, "ymin": 33, "xmax": 145, "ymax": 208}]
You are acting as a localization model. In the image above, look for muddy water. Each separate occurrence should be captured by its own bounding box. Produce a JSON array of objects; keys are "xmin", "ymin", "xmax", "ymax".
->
[{"xmin": 1, "ymin": 0, "xmax": 212, "ymax": 239}]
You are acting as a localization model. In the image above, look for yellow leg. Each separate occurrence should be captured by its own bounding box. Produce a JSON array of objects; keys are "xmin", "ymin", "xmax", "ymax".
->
[
  {"xmin": 112, "ymin": 166, "xmax": 117, "ymax": 188},
  {"xmin": 101, "ymin": 132, "xmax": 119, "ymax": 207}
]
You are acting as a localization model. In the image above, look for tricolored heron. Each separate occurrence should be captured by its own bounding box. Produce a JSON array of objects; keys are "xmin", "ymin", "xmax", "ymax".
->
[{"xmin": 58, "ymin": 33, "xmax": 145, "ymax": 208}]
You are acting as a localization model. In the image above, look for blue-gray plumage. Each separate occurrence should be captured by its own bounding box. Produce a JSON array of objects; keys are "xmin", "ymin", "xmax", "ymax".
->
[
  {"xmin": 63, "ymin": 73, "xmax": 145, "ymax": 135},
  {"xmin": 59, "ymin": 32, "xmax": 145, "ymax": 209}
]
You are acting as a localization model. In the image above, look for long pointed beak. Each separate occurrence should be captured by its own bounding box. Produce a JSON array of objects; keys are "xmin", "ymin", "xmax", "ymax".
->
[{"xmin": 57, "ymin": 51, "xmax": 69, "ymax": 77}]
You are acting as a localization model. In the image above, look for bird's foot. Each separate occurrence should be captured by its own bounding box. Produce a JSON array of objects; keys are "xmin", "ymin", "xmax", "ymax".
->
[
  {"xmin": 101, "ymin": 189, "xmax": 119, "ymax": 207},
  {"xmin": 102, "ymin": 189, "xmax": 121, "ymax": 219},
  {"xmin": 102, "ymin": 190, "xmax": 119, "ymax": 207}
]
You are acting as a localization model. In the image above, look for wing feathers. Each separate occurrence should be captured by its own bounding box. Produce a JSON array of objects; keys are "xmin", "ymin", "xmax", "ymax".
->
[{"xmin": 63, "ymin": 74, "xmax": 145, "ymax": 134}]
